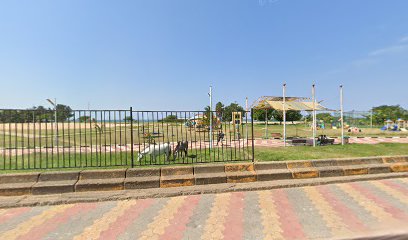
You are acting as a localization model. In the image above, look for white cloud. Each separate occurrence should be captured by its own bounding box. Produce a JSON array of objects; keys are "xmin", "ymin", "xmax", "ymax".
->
[
  {"xmin": 325, "ymin": 35, "xmax": 408, "ymax": 74},
  {"xmin": 368, "ymin": 44, "xmax": 408, "ymax": 56},
  {"xmin": 399, "ymin": 36, "xmax": 408, "ymax": 43},
  {"xmin": 351, "ymin": 58, "xmax": 379, "ymax": 67}
]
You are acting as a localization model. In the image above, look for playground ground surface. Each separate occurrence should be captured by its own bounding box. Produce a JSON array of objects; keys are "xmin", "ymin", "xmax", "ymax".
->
[
  {"xmin": 254, "ymin": 143, "xmax": 408, "ymax": 161},
  {"xmin": 1, "ymin": 143, "xmax": 407, "ymax": 173},
  {"xmin": 252, "ymin": 123, "xmax": 408, "ymax": 138},
  {"xmin": 0, "ymin": 123, "xmax": 407, "ymax": 149}
]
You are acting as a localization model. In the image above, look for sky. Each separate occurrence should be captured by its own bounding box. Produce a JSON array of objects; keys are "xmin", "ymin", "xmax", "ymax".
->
[{"xmin": 0, "ymin": 0, "xmax": 407, "ymax": 111}]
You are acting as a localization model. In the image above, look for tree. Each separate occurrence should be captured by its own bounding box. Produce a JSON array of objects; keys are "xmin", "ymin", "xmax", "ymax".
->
[
  {"xmin": 56, "ymin": 104, "xmax": 74, "ymax": 122},
  {"xmin": 160, "ymin": 115, "xmax": 180, "ymax": 123},
  {"xmin": 372, "ymin": 105, "xmax": 408, "ymax": 125},
  {"xmin": 316, "ymin": 113, "xmax": 334, "ymax": 123},
  {"xmin": 223, "ymin": 103, "xmax": 245, "ymax": 122},
  {"xmin": 286, "ymin": 110, "xmax": 303, "ymax": 123},
  {"xmin": 124, "ymin": 116, "xmax": 134, "ymax": 122},
  {"xmin": 202, "ymin": 106, "xmax": 218, "ymax": 128},
  {"xmin": 252, "ymin": 109, "xmax": 274, "ymax": 121},
  {"xmin": 215, "ymin": 102, "xmax": 224, "ymax": 118},
  {"xmin": 78, "ymin": 116, "xmax": 91, "ymax": 123},
  {"xmin": 271, "ymin": 110, "xmax": 302, "ymax": 124}
]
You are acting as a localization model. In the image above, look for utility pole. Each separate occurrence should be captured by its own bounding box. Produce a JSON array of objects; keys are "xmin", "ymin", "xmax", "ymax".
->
[
  {"xmin": 340, "ymin": 85, "xmax": 344, "ymax": 145},
  {"xmin": 283, "ymin": 83, "xmax": 287, "ymax": 147}
]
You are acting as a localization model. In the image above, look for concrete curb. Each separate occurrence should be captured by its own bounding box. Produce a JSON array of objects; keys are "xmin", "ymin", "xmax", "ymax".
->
[
  {"xmin": 1, "ymin": 172, "xmax": 407, "ymax": 209},
  {"xmin": 0, "ymin": 155, "xmax": 407, "ymax": 197}
]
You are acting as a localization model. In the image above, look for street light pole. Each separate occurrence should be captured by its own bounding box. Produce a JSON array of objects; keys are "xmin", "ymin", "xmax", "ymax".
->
[{"xmin": 46, "ymin": 98, "xmax": 58, "ymax": 146}]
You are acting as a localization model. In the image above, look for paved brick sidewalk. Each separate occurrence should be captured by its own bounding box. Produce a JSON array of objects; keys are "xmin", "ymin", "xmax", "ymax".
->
[{"xmin": 1, "ymin": 178, "xmax": 408, "ymax": 240}]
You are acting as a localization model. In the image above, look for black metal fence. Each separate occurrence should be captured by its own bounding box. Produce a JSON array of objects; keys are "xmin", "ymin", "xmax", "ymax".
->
[{"xmin": 0, "ymin": 108, "xmax": 254, "ymax": 170}]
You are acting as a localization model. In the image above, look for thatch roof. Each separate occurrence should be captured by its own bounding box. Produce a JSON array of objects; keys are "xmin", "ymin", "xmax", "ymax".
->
[{"xmin": 252, "ymin": 96, "xmax": 334, "ymax": 111}]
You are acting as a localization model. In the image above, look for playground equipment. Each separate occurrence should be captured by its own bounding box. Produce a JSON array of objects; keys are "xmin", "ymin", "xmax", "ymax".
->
[
  {"xmin": 232, "ymin": 112, "xmax": 242, "ymax": 125},
  {"xmin": 232, "ymin": 112, "xmax": 242, "ymax": 139},
  {"xmin": 347, "ymin": 127, "xmax": 362, "ymax": 133},
  {"xmin": 381, "ymin": 119, "xmax": 398, "ymax": 131},
  {"xmin": 397, "ymin": 119, "xmax": 407, "ymax": 131}
]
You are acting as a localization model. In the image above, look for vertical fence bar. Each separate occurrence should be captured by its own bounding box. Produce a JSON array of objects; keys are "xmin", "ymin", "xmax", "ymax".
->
[
  {"xmin": 38, "ymin": 113, "xmax": 41, "ymax": 169},
  {"xmin": 56, "ymin": 112, "xmax": 59, "ymax": 168},
  {"xmin": 74, "ymin": 111, "xmax": 77, "ymax": 167},
  {"xmin": 89, "ymin": 110, "xmax": 93, "ymax": 166},
  {"xmin": 46, "ymin": 115, "xmax": 50, "ymax": 168},
  {"xmin": 137, "ymin": 111, "xmax": 140, "ymax": 166},
  {"xmin": 124, "ymin": 110, "xmax": 128, "ymax": 165},
  {"xmin": 79, "ymin": 111, "xmax": 83, "ymax": 167},
  {"xmin": 27, "ymin": 114, "xmax": 30, "ymax": 168},
  {"xmin": 251, "ymin": 108, "xmax": 255, "ymax": 162},
  {"xmin": 0, "ymin": 109, "xmax": 255, "ymax": 169},
  {"xmin": 62, "ymin": 113, "xmax": 65, "ymax": 167},
  {"xmin": 8, "ymin": 111, "xmax": 11, "ymax": 169},
  {"xmin": 130, "ymin": 107, "xmax": 134, "ymax": 168},
  {"xmin": 103, "ymin": 111, "xmax": 107, "ymax": 167},
  {"xmin": 21, "ymin": 115, "xmax": 25, "ymax": 169},
  {"xmin": 14, "ymin": 117, "xmax": 17, "ymax": 169},
  {"xmin": 2, "ymin": 113, "xmax": 5, "ymax": 170},
  {"xmin": 246, "ymin": 111, "xmax": 249, "ymax": 161},
  {"xmin": 109, "ymin": 111, "xmax": 112, "ymax": 166}
]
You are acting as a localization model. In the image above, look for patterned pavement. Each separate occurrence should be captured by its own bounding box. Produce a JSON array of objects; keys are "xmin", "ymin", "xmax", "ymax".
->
[{"xmin": 1, "ymin": 178, "xmax": 408, "ymax": 240}]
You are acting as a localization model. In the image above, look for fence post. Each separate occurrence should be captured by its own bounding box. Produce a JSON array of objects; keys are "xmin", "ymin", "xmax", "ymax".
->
[
  {"xmin": 130, "ymin": 107, "xmax": 134, "ymax": 168},
  {"xmin": 251, "ymin": 108, "xmax": 255, "ymax": 162}
]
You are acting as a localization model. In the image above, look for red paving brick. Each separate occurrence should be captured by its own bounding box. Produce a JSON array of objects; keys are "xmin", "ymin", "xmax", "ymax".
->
[{"xmin": 1, "ymin": 178, "xmax": 408, "ymax": 240}]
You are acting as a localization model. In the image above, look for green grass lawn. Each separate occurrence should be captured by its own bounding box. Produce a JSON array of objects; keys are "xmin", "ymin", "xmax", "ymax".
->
[
  {"xmin": 2, "ymin": 122, "xmax": 408, "ymax": 149},
  {"xmin": 252, "ymin": 123, "xmax": 408, "ymax": 138},
  {"xmin": 0, "ymin": 145, "xmax": 252, "ymax": 173},
  {"xmin": 0, "ymin": 143, "xmax": 407, "ymax": 173},
  {"xmin": 254, "ymin": 143, "xmax": 408, "ymax": 161}
]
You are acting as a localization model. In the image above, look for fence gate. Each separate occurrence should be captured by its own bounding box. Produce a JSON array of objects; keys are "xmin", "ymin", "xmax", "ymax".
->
[{"xmin": 0, "ymin": 108, "xmax": 254, "ymax": 170}]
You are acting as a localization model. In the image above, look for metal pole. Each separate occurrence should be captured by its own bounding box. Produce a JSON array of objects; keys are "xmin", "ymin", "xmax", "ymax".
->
[
  {"xmin": 130, "ymin": 107, "xmax": 134, "ymax": 168},
  {"xmin": 340, "ymin": 85, "xmax": 344, "ymax": 145},
  {"xmin": 209, "ymin": 86, "xmax": 213, "ymax": 151},
  {"xmin": 54, "ymin": 98, "xmax": 58, "ymax": 146},
  {"xmin": 265, "ymin": 110, "xmax": 268, "ymax": 138},
  {"xmin": 370, "ymin": 110, "xmax": 373, "ymax": 128},
  {"xmin": 245, "ymin": 97, "xmax": 248, "ymax": 141},
  {"xmin": 251, "ymin": 108, "xmax": 255, "ymax": 162},
  {"xmin": 312, "ymin": 84, "xmax": 316, "ymax": 147},
  {"xmin": 283, "ymin": 83, "xmax": 287, "ymax": 147}
]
